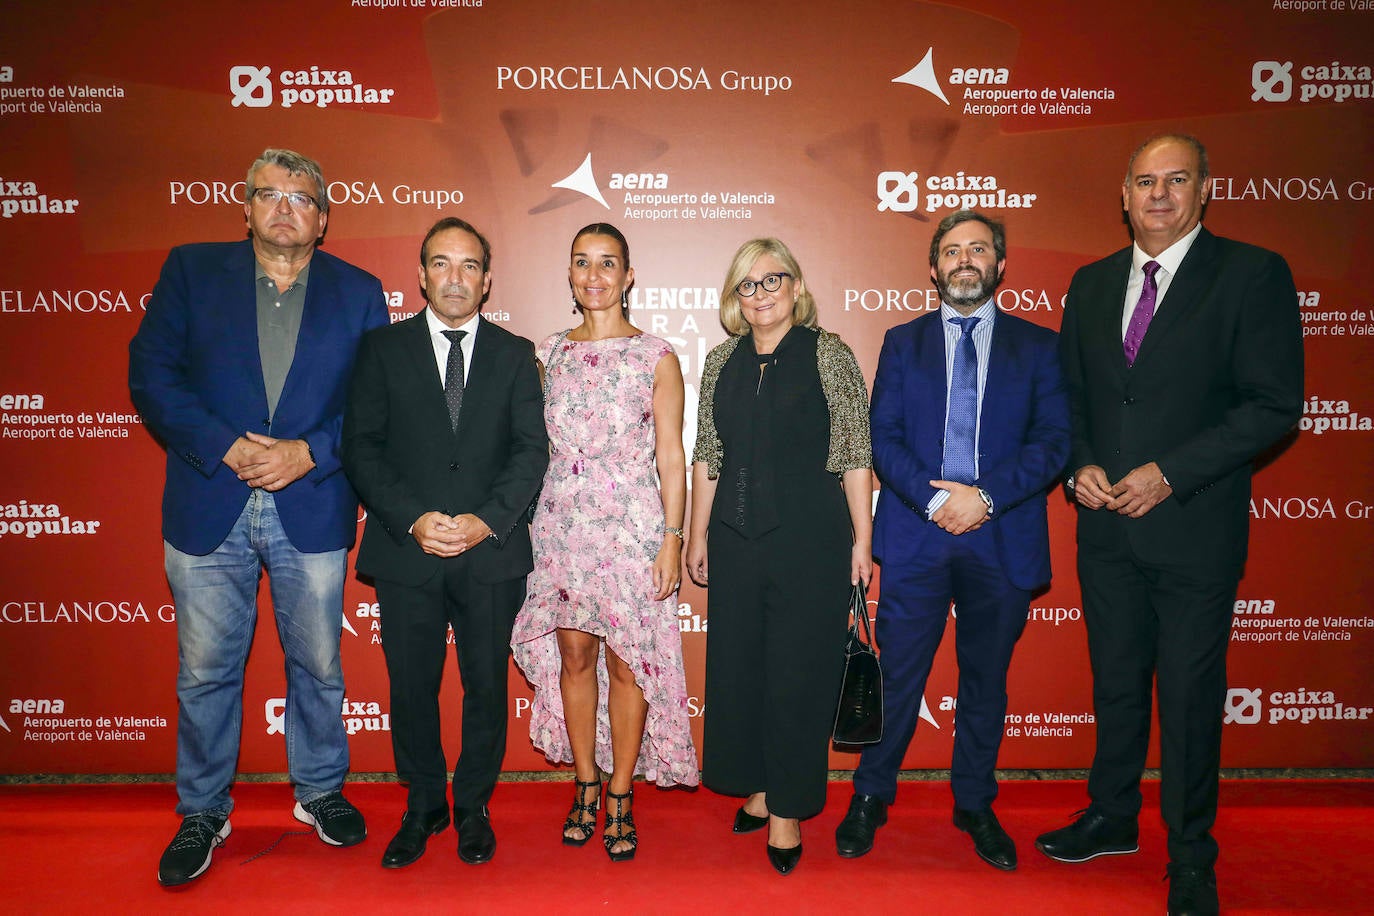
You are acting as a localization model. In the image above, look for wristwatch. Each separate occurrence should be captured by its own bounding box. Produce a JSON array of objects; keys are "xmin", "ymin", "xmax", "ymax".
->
[{"xmin": 977, "ymin": 487, "xmax": 994, "ymax": 516}]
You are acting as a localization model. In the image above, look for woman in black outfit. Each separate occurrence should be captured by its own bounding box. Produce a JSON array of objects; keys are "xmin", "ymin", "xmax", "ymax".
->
[{"xmin": 686, "ymin": 237, "xmax": 873, "ymax": 875}]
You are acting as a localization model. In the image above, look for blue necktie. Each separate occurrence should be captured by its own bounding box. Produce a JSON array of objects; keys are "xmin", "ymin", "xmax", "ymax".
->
[{"xmin": 943, "ymin": 316, "xmax": 980, "ymax": 484}]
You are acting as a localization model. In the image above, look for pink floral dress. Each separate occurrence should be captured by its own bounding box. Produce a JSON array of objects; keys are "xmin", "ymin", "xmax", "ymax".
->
[{"xmin": 511, "ymin": 332, "xmax": 699, "ymax": 786}]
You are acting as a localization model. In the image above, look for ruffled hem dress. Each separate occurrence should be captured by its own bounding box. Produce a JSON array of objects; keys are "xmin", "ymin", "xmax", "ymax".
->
[{"xmin": 511, "ymin": 331, "xmax": 699, "ymax": 787}]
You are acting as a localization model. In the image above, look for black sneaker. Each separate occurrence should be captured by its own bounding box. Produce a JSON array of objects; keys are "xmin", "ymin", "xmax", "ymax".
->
[
  {"xmin": 293, "ymin": 791, "xmax": 366, "ymax": 847},
  {"xmin": 157, "ymin": 813, "xmax": 231, "ymax": 886}
]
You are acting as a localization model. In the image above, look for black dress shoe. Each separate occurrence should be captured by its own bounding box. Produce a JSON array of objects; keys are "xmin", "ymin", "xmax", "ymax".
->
[
  {"xmin": 454, "ymin": 806, "xmax": 496, "ymax": 864},
  {"xmin": 952, "ymin": 807, "xmax": 1017, "ymax": 871},
  {"xmin": 381, "ymin": 809, "xmax": 450, "ymax": 869},
  {"xmin": 766, "ymin": 842, "xmax": 802, "ymax": 875},
  {"xmin": 1166, "ymin": 863, "xmax": 1219, "ymax": 916},
  {"xmin": 732, "ymin": 807, "xmax": 768, "ymax": 834},
  {"xmin": 835, "ymin": 794, "xmax": 888, "ymax": 858},
  {"xmin": 1035, "ymin": 809, "xmax": 1139, "ymax": 863}
]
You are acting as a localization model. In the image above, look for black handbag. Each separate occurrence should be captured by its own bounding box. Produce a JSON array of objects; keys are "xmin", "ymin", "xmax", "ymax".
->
[{"xmin": 832, "ymin": 581, "xmax": 883, "ymax": 746}]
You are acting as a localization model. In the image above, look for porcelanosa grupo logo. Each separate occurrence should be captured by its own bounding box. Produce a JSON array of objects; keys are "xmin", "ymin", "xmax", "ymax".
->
[
  {"xmin": 1251, "ymin": 59, "xmax": 1373, "ymax": 104},
  {"xmin": 228, "ymin": 64, "xmax": 396, "ymax": 109},
  {"xmin": 1225, "ymin": 687, "xmax": 1373, "ymax": 726}
]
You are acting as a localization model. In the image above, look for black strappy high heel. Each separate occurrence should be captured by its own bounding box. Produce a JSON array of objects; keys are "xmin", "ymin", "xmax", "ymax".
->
[
  {"xmin": 562, "ymin": 777, "xmax": 601, "ymax": 847},
  {"xmin": 603, "ymin": 787, "xmax": 637, "ymax": 862}
]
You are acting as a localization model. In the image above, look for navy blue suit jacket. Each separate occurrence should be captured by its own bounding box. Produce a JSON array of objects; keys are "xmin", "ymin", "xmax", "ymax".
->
[
  {"xmin": 129, "ymin": 239, "xmax": 388, "ymax": 555},
  {"xmin": 870, "ymin": 309, "xmax": 1070, "ymax": 591}
]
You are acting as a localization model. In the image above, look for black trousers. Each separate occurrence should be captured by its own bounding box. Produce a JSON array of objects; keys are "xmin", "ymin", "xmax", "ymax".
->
[
  {"xmin": 1079, "ymin": 538, "xmax": 1237, "ymax": 868},
  {"xmin": 376, "ymin": 561, "xmax": 525, "ymax": 815},
  {"xmin": 702, "ymin": 521, "xmax": 849, "ymax": 819}
]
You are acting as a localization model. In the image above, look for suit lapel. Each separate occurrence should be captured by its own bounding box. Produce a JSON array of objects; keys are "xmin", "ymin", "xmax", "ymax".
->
[
  {"xmin": 277, "ymin": 253, "xmax": 331, "ymax": 410},
  {"xmin": 981, "ymin": 315, "xmax": 1015, "ymax": 451},
  {"xmin": 917, "ymin": 314, "xmax": 949, "ymax": 466},
  {"xmin": 1132, "ymin": 228, "xmax": 1219, "ymax": 369},
  {"xmin": 223, "ymin": 243, "xmax": 270, "ymax": 415},
  {"xmin": 1093, "ymin": 248, "xmax": 1133, "ymax": 378},
  {"xmin": 400, "ymin": 311, "xmax": 453, "ymax": 440},
  {"xmin": 456, "ymin": 317, "xmax": 498, "ymax": 439}
]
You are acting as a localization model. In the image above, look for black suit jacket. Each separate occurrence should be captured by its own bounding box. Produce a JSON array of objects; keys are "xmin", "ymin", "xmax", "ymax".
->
[
  {"xmin": 342, "ymin": 311, "xmax": 549, "ymax": 587},
  {"xmin": 1059, "ymin": 227, "xmax": 1304, "ymax": 575}
]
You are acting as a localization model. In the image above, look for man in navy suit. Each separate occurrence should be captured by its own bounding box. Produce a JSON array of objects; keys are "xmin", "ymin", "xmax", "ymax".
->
[
  {"xmin": 342, "ymin": 218, "xmax": 547, "ymax": 869},
  {"xmin": 1037, "ymin": 135, "xmax": 1303, "ymax": 916},
  {"xmin": 130, "ymin": 149, "xmax": 388, "ymax": 886},
  {"xmin": 835, "ymin": 211, "xmax": 1069, "ymax": 870}
]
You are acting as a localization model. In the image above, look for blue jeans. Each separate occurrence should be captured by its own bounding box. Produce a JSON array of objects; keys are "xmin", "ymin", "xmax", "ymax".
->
[{"xmin": 165, "ymin": 490, "xmax": 348, "ymax": 816}]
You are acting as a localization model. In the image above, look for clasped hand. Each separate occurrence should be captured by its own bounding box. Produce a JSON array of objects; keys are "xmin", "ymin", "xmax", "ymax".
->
[
  {"xmin": 928, "ymin": 480, "xmax": 989, "ymax": 536},
  {"xmin": 1072, "ymin": 462, "xmax": 1172, "ymax": 518},
  {"xmin": 225, "ymin": 432, "xmax": 314, "ymax": 491},
  {"xmin": 412, "ymin": 511, "xmax": 492, "ymax": 557}
]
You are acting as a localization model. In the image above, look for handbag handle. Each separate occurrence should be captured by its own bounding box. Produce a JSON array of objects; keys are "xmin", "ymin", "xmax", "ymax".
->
[{"xmin": 850, "ymin": 580, "xmax": 874, "ymax": 649}]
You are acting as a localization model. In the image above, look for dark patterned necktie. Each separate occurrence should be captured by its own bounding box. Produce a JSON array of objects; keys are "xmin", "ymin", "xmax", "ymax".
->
[
  {"xmin": 443, "ymin": 329, "xmax": 467, "ymax": 431},
  {"xmin": 1123, "ymin": 260, "xmax": 1161, "ymax": 366},
  {"xmin": 942, "ymin": 316, "xmax": 980, "ymax": 484}
]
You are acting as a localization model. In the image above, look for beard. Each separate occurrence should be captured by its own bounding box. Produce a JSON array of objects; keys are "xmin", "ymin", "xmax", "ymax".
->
[{"xmin": 937, "ymin": 264, "xmax": 1000, "ymax": 308}]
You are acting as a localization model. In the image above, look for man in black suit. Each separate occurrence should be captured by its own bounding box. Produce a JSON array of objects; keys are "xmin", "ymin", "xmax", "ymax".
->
[
  {"xmin": 342, "ymin": 217, "xmax": 548, "ymax": 869},
  {"xmin": 1037, "ymin": 135, "xmax": 1303, "ymax": 916}
]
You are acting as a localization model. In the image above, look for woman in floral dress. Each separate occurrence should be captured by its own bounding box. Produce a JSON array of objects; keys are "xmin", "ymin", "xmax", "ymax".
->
[{"xmin": 512, "ymin": 223, "xmax": 698, "ymax": 862}]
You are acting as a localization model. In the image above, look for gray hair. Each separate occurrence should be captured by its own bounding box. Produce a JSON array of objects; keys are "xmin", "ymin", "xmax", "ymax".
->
[{"xmin": 246, "ymin": 148, "xmax": 329, "ymax": 214}]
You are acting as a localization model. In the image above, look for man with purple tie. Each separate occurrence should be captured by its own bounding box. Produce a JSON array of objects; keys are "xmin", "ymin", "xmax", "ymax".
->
[
  {"xmin": 1037, "ymin": 134, "xmax": 1304, "ymax": 916},
  {"xmin": 835, "ymin": 211, "xmax": 1069, "ymax": 871}
]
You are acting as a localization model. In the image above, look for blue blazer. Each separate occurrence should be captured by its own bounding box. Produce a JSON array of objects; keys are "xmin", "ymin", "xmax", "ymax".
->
[
  {"xmin": 129, "ymin": 239, "xmax": 388, "ymax": 555},
  {"xmin": 870, "ymin": 309, "xmax": 1070, "ymax": 591}
]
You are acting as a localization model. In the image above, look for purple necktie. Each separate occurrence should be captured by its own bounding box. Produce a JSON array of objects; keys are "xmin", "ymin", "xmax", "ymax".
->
[{"xmin": 1123, "ymin": 260, "xmax": 1160, "ymax": 366}]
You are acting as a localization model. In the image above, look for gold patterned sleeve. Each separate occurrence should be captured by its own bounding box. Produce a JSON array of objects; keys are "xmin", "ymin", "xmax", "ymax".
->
[
  {"xmin": 818, "ymin": 330, "xmax": 873, "ymax": 474},
  {"xmin": 691, "ymin": 336, "xmax": 741, "ymax": 479}
]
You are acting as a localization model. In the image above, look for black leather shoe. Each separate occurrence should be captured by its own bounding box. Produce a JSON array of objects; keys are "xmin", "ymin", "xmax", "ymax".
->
[
  {"xmin": 454, "ymin": 806, "xmax": 496, "ymax": 864},
  {"xmin": 732, "ymin": 806, "xmax": 768, "ymax": 834},
  {"xmin": 1035, "ymin": 809, "xmax": 1138, "ymax": 863},
  {"xmin": 766, "ymin": 842, "xmax": 802, "ymax": 875},
  {"xmin": 835, "ymin": 794, "xmax": 887, "ymax": 858},
  {"xmin": 1166, "ymin": 863, "xmax": 1219, "ymax": 916},
  {"xmin": 381, "ymin": 809, "xmax": 450, "ymax": 869},
  {"xmin": 953, "ymin": 807, "xmax": 1017, "ymax": 871}
]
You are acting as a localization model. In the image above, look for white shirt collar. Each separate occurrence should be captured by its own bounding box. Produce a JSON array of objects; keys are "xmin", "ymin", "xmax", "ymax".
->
[
  {"xmin": 425, "ymin": 306, "xmax": 481, "ymax": 340},
  {"xmin": 1133, "ymin": 221, "xmax": 1202, "ymax": 277}
]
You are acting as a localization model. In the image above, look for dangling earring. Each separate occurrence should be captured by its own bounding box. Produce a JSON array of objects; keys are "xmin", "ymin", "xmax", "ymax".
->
[{"xmin": 572, "ymin": 294, "xmax": 579, "ymax": 315}]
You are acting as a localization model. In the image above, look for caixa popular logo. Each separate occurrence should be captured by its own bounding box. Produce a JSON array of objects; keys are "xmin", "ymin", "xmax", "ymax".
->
[
  {"xmin": 1225, "ymin": 687, "xmax": 1373, "ymax": 725},
  {"xmin": 264, "ymin": 697, "xmax": 390, "ymax": 736},
  {"xmin": 229, "ymin": 65, "xmax": 396, "ymax": 109},
  {"xmin": 1252, "ymin": 59, "xmax": 1373, "ymax": 104},
  {"xmin": 876, "ymin": 170, "xmax": 1037, "ymax": 214}
]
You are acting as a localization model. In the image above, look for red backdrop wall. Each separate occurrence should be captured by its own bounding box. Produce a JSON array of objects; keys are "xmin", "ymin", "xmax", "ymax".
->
[{"xmin": 2, "ymin": 0, "xmax": 1371, "ymax": 776}]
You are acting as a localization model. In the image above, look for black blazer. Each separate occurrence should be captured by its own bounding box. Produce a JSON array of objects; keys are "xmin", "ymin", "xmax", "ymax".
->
[
  {"xmin": 342, "ymin": 312, "xmax": 549, "ymax": 587},
  {"xmin": 1059, "ymin": 227, "xmax": 1304, "ymax": 575}
]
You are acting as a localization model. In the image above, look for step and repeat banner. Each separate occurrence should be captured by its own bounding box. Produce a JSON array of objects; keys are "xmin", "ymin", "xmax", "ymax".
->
[{"xmin": 2, "ymin": 0, "xmax": 1371, "ymax": 776}]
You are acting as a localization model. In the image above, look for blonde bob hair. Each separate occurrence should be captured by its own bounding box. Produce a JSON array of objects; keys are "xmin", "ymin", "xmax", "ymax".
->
[{"xmin": 718, "ymin": 237, "xmax": 817, "ymax": 337}]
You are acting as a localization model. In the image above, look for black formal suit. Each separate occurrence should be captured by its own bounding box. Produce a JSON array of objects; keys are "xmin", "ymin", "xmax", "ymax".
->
[
  {"xmin": 1059, "ymin": 226, "xmax": 1303, "ymax": 867},
  {"xmin": 342, "ymin": 311, "xmax": 548, "ymax": 814}
]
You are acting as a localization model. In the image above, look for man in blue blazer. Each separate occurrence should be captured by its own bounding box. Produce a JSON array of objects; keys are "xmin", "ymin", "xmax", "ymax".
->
[
  {"xmin": 130, "ymin": 149, "xmax": 388, "ymax": 887},
  {"xmin": 342, "ymin": 217, "xmax": 548, "ymax": 869},
  {"xmin": 1037, "ymin": 135, "xmax": 1303, "ymax": 916},
  {"xmin": 835, "ymin": 211, "xmax": 1070, "ymax": 870}
]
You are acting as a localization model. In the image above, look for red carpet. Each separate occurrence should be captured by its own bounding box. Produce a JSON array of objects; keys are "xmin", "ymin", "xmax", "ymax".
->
[{"xmin": 2, "ymin": 779, "xmax": 1370, "ymax": 914}]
